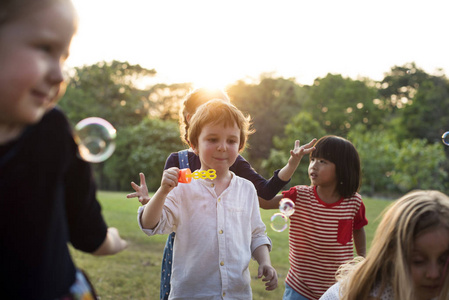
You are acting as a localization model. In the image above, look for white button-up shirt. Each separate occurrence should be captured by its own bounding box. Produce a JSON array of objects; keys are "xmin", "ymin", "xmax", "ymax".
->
[{"xmin": 138, "ymin": 172, "xmax": 271, "ymax": 299}]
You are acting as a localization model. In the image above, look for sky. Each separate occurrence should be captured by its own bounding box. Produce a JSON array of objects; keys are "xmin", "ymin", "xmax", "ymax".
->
[{"xmin": 68, "ymin": 0, "xmax": 449, "ymax": 89}]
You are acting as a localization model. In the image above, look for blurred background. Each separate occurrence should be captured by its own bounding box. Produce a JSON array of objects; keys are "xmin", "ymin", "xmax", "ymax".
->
[{"xmin": 62, "ymin": 0, "xmax": 449, "ymax": 196}]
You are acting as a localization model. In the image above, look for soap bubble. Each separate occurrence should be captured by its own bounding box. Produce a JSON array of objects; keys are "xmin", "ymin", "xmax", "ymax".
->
[
  {"xmin": 74, "ymin": 117, "xmax": 116, "ymax": 163},
  {"xmin": 279, "ymin": 198, "xmax": 295, "ymax": 217},
  {"xmin": 442, "ymin": 131, "xmax": 449, "ymax": 146},
  {"xmin": 270, "ymin": 213, "xmax": 288, "ymax": 232}
]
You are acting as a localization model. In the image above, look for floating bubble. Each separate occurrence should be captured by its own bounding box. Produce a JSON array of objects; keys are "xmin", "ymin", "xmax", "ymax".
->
[
  {"xmin": 270, "ymin": 213, "xmax": 288, "ymax": 232},
  {"xmin": 74, "ymin": 117, "xmax": 116, "ymax": 163},
  {"xmin": 442, "ymin": 131, "xmax": 449, "ymax": 146},
  {"xmin": 279, "ymin": 198, "xmax": 295, "ymax": 217}
]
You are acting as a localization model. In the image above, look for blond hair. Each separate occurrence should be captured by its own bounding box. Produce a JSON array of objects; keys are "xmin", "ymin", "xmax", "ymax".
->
[
  {"xmin": 188, "ymin": 99, "xmax": 253, "ymax": 152},
  {"xmin": 340, "ymin": 190, "xmax": 449, "ymax": 300}
]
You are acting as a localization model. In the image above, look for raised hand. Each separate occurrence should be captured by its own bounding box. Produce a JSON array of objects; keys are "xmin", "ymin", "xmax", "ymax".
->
[
  {"xmin": 127, "ymin": 172, "xmax": 150, "ymax": 205},
  {"xmin": 289, "ymin": 138, "xmax": 316, "ymax": 165}
]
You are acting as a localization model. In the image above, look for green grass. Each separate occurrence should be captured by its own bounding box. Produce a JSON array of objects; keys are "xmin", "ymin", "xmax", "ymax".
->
[{"xmin": 70, "ymin": 191, "xmax": 392, "ymax": 299}]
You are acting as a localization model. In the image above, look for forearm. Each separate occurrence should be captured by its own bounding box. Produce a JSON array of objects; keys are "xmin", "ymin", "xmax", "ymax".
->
[
  {"xmin": 277, "ymin": 160, "xmax": 300, "ymax": 182},
  {"xmin": 140, "ymin": 187, "xmax": 169, "ymax": 229},
  {"xmin": 253, "ymin": 244, "xmax": 272, "ymax": 267},
  {"xmin": 353, "ymin": 228, "xmax": 367, "ymax": 257},
  {"xmin": 278, "ymin": 139, "xmax": 316, "ymax": 181},
  {"xmin": 92, "ymin": 227, "xmax": 127, "ymax": 256},
  {"xmin": 259, "ymin": 195, "xmax": 283, "ymax": 209}
]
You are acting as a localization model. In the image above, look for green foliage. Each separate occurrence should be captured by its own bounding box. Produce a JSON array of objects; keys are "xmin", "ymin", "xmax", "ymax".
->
[
  {"xmin": 103, "ymin": 118, "xmax": 184, "ymax": 191},
  {"xmin": 60, "ymin": 60, "xmax": 449, "ymax": 195},
  {"xmin": 348, "ymin": 124, "xmax": 398, "ymax": 196},
  {"xmin": 398, "ymin": 76, "xmax": 449, "ymax": 143},
  {"xmin": 390, "ymin": 139, "xmax": 448, "ymax": 192},
  {"xmin": 60, "ymin": 60, "xmax": 157, "ymax": 128},
  {"xmin": 228, "ymin": 76, "xmax": 307, "ymax": 174},
  {"xmin": 262, "ymin": 111, "xmax": 326, "ymax": 188},
  {"xmin": 377, "ymin": 62, "xmax": 431, "ymax": 113},
  {"xmin": 304, "ymin": 74, "xmax": 383, "ymax": 136}
]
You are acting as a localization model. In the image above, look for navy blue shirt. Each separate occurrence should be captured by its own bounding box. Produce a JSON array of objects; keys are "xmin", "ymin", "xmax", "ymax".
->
[{"xmin": 164, "ymin": 151, "xmax": 289, "ymax": 200}]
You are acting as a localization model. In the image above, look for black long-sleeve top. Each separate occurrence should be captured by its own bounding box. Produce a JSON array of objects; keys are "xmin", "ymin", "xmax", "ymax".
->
[{"xmin": 0, "ymin": 108, "xmax": 108, "ymax": 299}]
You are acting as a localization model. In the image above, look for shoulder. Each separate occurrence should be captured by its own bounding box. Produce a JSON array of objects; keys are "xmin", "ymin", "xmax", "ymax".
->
[
  {"xmin": 344, "ymin": 192, "xmax": 363, "ymax": 205},
  {"xmin": 319, "ymin": 282, "xmax": 341, "ymax": 300},
  {"xmin": 232, "ymin": 172, "xmax": 257, "ymax": 191},
  {"xmin": 41, "ymin": 107, "xmax": 71, "ymax": 131},
  {"xmin": 282, "ymin": 185, "xmax": 312, "ymax": 200},
  {"xmin": 232, "ymin": 172, "xmax": 253, "ymax": 185},
  {"xmin": 34, "ymin": 108, "xmax": 74, "ymax": 149},
  {"xmin": 164, "ymin": 152, "xmax": 179, "ymax": 169},
  {"xmin": 296, "ymin": 185, "xmax": 314, "ymax": 193}
]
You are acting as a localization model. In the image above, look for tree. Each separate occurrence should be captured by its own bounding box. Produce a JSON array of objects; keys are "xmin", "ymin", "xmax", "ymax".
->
[
  {"xmin": 398, "ymin": 76, "xmax": 449, "ymax": 143},
  {"xmin": 303, "ymin": 73, "xmax": 383, "ymax": 137},
  {"xmin": 227, "ymin": 76, "xmax": 306, "ymax": 173},
  {"xmin": 391, "ymin": 139, "xmax": 448, "ymax": 192},
  {"xmin": 377, "ymin": 62, "xmax": 431, "ymax": 113},
  {"xmin": 262, "ymin": 111, "xmax": 326, "ymax": 188},
  {"xmin": 103, "ymin": 118, "xmax": 184, "ymax": 191},
  {"xmin": 146, "ymin": 83, "xmax": 193, "ymax": 120},
  {"xmin": 60, "ymin": 60, "xmax": 157, "ymax": 128},
  {"xmin": 348, "ymin": 124, "xmax": 398, "ymax": 196}
]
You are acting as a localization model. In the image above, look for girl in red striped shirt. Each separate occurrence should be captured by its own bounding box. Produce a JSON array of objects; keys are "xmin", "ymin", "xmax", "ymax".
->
[{"xmin": 262, "ymin": 135, "xmax": 368, "ymax": 300}]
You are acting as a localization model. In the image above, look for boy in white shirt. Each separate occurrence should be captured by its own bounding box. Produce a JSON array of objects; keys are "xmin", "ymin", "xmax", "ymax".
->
[{"xmin": 138, "ymin": 99, "xmax": 277, "ymax": 299}]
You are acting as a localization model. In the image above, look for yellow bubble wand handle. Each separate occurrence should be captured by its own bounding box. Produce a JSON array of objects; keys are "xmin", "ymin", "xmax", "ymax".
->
[{"xmin": 178, "ymin": 168, "xmax": 216, "ymax": 183}]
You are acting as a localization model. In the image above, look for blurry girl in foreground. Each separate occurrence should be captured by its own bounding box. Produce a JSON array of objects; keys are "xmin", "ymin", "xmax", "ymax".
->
[{"xmin": 320, "ymin": 190, "xmax": 449, "ymax": 300}]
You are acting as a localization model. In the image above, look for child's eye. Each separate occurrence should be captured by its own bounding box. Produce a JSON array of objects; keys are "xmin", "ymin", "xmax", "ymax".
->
[
  {"xmin": 228, "ymin": 139, "xmax": 237, "ymax": 144},
  {"xmin": 438, "ymin": 253, "xmax": 449, "ymax": 266},
  {"xmin": 37, "ymin": 44, "xmax": 52, "ymax": 53},
  {"xmin": 411, "ymin": 259, "xmax": 425, "ymax": 265},
  {"xmin": 411, "ymin": 255, "xmax": 425, "ymax": 265},
  {"xmin": 208, "ymin": 138, "xmax": 217, "ymax": 142}
]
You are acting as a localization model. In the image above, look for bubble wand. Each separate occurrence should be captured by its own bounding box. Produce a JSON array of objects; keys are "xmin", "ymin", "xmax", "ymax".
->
[{"xmin": 178, "ymin": 168, "xmax": 216, "ymax": 183}]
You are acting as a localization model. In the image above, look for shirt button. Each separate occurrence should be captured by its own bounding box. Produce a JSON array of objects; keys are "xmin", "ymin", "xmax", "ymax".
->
[
  {"xmin": 211, "ymin": 183, "xmax": 215, "ymax": 187},
  {"xmin": 220, "ymin": 261, "xmax": 224, "ymax": 266},
  {"xmin": 223, "ymin": 292, "xmax": 226, "ymax": 296},
  {"xmin": 219, "ymin": 230, "xmax": 223, "ymax": 234},
  {"xmin": 218, "ymin": 198, "xmax": 221, "ymax": 202}
]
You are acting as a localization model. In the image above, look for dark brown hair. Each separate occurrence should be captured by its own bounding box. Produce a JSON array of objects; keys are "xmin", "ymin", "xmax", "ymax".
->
[{"xmin": 310, "ymin": 135, "xmax": 361, "ymax": 197}]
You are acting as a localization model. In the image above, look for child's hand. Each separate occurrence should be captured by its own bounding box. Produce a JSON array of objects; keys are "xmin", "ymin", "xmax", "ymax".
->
[
  {"xmin": 289, "ymin": 138, "xmax": 316, "ymax": 165},
  {"xmin": 258, "ymin": 264, "xmax": 278, "ymax": 291},
  {"xmin": 127, "ymin": 172, "xmax": 151, "ymax": 205},
  {"xmin": 160, "ymin": 167, "xmax": 180, "ymax": 193}
]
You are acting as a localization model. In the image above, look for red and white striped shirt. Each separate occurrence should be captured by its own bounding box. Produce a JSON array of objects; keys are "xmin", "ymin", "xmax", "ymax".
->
[{"xmin": 282, "ymin": 185, "xmax": 368, "ymax": 300}]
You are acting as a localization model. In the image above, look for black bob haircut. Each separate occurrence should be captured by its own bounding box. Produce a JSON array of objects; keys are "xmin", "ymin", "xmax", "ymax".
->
[{"xmin": 310, "ymin": 135, "xmax": 361, "ymax": 198}]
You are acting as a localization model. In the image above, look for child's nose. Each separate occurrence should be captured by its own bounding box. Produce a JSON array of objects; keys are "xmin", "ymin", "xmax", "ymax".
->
[
  {"xmin": 217, "ymin": 141, "xmax": 226, "ymax": 151},
  {"xmin": 425, "ymin": 262, "xmax": 441, "ymax": 280},
  {"xmin": 48, "ymin": 60, "xmax": 64, "ymax": 84}
]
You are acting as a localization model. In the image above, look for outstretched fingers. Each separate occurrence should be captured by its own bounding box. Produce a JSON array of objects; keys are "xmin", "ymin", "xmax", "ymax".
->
[
  {"xmin": 301, "ymin": 138, "xmax": 317, "ymax": 154},
  {"xmin": 127, "ymin": 173, "xmax": 150, "ymax": 204}
]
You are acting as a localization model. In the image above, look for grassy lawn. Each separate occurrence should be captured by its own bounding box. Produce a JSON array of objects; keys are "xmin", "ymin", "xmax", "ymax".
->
[{"xmin": 70, "ymin": 191, "xmax": 392, "ymax": 300}]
